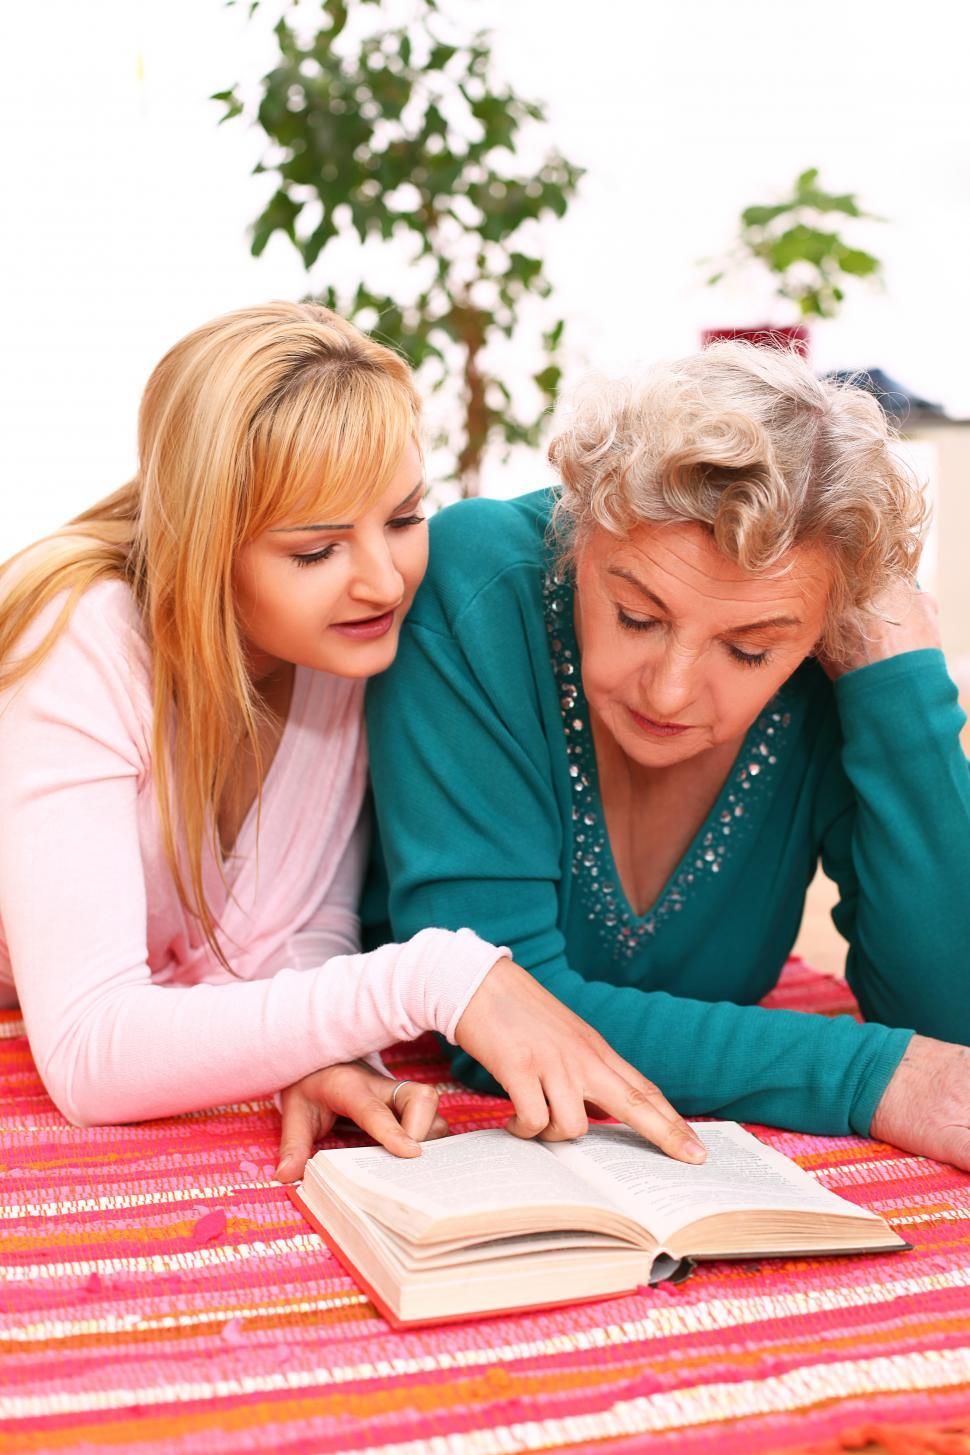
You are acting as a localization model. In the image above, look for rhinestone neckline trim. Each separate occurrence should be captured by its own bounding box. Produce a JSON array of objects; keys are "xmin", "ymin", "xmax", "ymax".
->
[{"xmin": 541, "ymin": 571, "xmax": 794, "ymax": 960}]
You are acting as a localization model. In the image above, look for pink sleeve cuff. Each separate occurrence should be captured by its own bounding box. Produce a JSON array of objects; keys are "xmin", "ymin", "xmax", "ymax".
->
[{"xmin": 433, "ymin": 930, "xmax": 510, "ymax": 1044}]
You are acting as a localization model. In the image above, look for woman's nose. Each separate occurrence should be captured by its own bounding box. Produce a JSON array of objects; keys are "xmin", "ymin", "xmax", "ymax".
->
[
  {"xmin": 642, "ymin": 644, "xmax": 698, "ymax": 718},
  {"xmin": 350, "ymin": 537, "xmax": 404, "ymax": 608}
]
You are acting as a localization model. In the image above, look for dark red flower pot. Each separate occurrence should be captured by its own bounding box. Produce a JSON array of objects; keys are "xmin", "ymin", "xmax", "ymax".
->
[{"xmin": 701, "ymin": 324, "xmax": 810, "ymax": 358}]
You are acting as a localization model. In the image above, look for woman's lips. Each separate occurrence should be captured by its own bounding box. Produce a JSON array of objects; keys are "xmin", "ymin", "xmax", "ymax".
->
[
  {"xmin": 626, "ymin": 706, "xmax": 691, "ymax": 737},
  {"xmin": 331, "ymin": 610, "xmax": 395, "ymax": 640}
]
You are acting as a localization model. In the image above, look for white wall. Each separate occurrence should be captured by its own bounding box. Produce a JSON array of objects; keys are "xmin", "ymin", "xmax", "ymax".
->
[{"xmin": 2, "ymin": 0, "xmax": 968, "ymax": 561}]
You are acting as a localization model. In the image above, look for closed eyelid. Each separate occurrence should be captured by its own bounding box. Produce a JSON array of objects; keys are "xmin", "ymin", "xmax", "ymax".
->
[
  {"xmin": 728, "ymin": 644, "xmax": 771, "ymax": 666},
  {"xmin": 616, "ymin": 606, "xmax": 661, "ymax": 633},
  {"xmin": 291, "ymin": 542, "xmax": 338, "ymax": 567},
  {"xmin": 616, "ymin": 606, "xmax": 770, "ymax": 660},
  {"xmin": 719, "ymin": 628, "xmax": 781, "ymax": 655}
]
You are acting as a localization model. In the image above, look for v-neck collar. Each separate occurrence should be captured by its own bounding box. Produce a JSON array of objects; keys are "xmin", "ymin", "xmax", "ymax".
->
[{"xmin": 541, "ymin": 570, "xmax": 794, "ymax": 958}]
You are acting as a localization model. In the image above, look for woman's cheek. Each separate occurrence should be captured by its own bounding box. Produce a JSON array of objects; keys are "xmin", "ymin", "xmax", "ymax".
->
[
  {"xmin": 719, "ymin": 661, "xmax": 788, "ymax": 736},
  {"xmin": 403, "ymin": 532, "xmax": 430, "ymax": 597}
]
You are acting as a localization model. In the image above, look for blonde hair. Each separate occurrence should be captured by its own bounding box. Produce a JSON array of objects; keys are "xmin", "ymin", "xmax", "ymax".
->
[
  {"xmin": 548, "ymin": 341, "xmax": 927, "ymax": 661},
  {"xmin": 0, "ymin": 301, "xmax": 420, "ymax": 962}
]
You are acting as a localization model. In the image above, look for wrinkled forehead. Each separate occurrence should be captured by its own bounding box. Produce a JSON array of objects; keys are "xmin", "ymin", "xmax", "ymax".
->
[{"xmin": 582, "ymin": 520, "xmax": 833, "ymax": 622}]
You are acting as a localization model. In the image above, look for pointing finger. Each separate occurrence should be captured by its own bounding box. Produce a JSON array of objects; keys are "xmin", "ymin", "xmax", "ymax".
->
[{"xmin": 587, "ymin": 1064, "xmax": 706, "ymax": 1163}]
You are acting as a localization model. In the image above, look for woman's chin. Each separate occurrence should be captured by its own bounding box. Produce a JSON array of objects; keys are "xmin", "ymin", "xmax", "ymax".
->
[
  {"xmin": 616, "ymin": 719, "xmax": 705, "ymax": 768},
  {"xmin": 318, "ymin": 631, "xmax": 402, "ymax": 680},
  {"xmin": 629, "ymin": 741, "xmax": 700, "ymax": 769}
]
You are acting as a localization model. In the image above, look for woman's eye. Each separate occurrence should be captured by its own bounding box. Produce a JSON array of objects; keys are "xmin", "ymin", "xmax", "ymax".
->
[
  {"xmin": 727, "ymin": 643, "xmax": 770, "ymax": 668},
  {"xmin": 291, "ymin": 543, "xmax": 338, "ymax": 568},
  {"xmin": 617, "ymin": 608, "xmax": 659, "ymax": 633},
  {"xmin": 389, "ymin": 513, "xmax": 426, "ymax": 530}
]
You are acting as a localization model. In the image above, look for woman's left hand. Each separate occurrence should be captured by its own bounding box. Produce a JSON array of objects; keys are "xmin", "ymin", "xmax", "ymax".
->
[
  {"xmin": 274, "ymin": 1062, "xmax": 449, "ymax": 1182},
  {"xmin": 819, "ymin": 581, "xmax": 942, "ymax": 679}
]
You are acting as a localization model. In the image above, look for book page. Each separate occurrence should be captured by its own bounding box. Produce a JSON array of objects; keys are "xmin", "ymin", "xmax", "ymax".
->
[
  {"xmin": 307, "ymin": 1128, "xmax": 620, "ymax": 1225},
  {"xmin": 546, "ymin": 1122, "xmax": 873, "ymax": 1245},
  {"xmin": 358, "ymin": 1205, "xmax": 629, "ymax": 1270}
]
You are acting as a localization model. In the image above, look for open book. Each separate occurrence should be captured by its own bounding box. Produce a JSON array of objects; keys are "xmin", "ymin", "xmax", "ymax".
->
[{"xmin": 290, "ymin": 1123, "xmax": 908, "ymax": 1326}]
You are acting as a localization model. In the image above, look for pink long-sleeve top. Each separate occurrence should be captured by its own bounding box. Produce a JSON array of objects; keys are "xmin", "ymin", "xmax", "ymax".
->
[{"xmin": 0, "ymin": 579, "xmax": 504, "ymax": 1126}]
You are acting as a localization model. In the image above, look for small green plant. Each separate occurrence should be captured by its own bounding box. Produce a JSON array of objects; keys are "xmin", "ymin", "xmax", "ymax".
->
[
  {"xmin": 706, "ymin": 168, "xmax": 884, "ymax": 320},
  {"xmin": 214, "ymin": 0, "xmax": 582, "ymax": 495}
]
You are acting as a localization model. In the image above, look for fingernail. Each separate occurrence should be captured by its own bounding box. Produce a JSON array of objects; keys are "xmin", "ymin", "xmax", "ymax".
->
[{"xmin": 685, "ymin": 1136, "xmax": 707, "ymax": 1161}]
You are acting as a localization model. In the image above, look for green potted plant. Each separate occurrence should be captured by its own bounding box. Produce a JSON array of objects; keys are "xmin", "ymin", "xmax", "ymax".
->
[{"xmin": 703, "ymin": 168, "xmax": 884, "ymax": 355}]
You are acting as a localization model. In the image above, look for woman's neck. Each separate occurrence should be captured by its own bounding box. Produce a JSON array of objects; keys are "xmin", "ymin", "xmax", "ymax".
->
[
  {"xmin": 252, "ymin": 659, "xmax": 296, "ymax": 720},
  {"xmin": 217, "ymin": 660, "xmax": 296, "ymax": 858},
  {"xmin": 590, "ymin": 710, "xmax": 745, "ymax": 916}
]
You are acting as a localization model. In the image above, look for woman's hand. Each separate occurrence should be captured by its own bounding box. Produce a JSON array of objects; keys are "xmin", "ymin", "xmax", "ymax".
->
[
  {"xmin": 820, "ymin": 581, "xmax": 942, "ymax": 679},
  {"xmin": 870, "ymin": 1034, "xmax": 970, "ymax": 1169},
  {"xmin": 275, "ymin": 1062, "xmax": 448, "ymax": 1182},
  {"xmin": 455, "ymin": 957, "xmax": 707, "ymax": 1163}
]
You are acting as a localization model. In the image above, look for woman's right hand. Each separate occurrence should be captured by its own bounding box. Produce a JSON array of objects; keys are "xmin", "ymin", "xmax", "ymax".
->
[
  {"xmin": 455, "ymin": 957, "xmax": 706, "ymax": 1163},
  {"xmin": 870, "ymin": 1034, "xmax": 970, "ymax": 1168}
]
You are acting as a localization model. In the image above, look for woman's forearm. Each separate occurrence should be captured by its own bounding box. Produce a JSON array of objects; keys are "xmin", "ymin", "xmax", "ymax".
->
[
  {"xmin": 449, "ymin": 953, "xmax": 912, "ymax": 1137},
  {"xmin": 828, "ymin": 648, "xmax": 970, "ymax": 1042},
  {"xmin": 17, "ymin": 930, "xmax": 503, "ymax": 1127}
]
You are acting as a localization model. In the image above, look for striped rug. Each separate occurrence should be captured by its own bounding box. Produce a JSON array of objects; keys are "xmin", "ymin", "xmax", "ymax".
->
[{"xmin": 2, "ymin": 961, "xmax": 970, "ymax": 1454}]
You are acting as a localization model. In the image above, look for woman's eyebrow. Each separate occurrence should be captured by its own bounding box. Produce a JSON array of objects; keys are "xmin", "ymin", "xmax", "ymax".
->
[
  {"xmin": 608, "ymin": 566, "xmax": 801, "ymax": 632},
  {"xmin": 270, "ymin": 520, "xmax": 353, "ymax": 533},
  {"xmin": 607, "ymin": 566, "xmax": 670, "ymax": 613},
  {"xmin": 729, "ymin": 615, "xmax": 803, "ymax": 634},
  {"xmin": 392, "ymin": 481, "xmax": 425, "ymax": 512},
  {"xmin": 270, "ymin": 480, "xmax": 425, "ymax": 533}
]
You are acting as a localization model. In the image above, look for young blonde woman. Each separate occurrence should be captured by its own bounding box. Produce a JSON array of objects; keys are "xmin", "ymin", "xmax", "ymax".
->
[{"xmin": 0, "ymin": 303, "xmax": 704, "ymax": 1181}]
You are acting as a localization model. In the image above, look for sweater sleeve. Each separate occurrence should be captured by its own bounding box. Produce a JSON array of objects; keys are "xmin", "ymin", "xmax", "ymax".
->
[
  {"xmin": 367, "ymin": 602, "xmax": 909, "ymax": 1137},
  {"xmin": 817, "ymin": 647, "xmax": 970, "ymax": 1046},
  {"xmin": 0, "ymin": 590, "xmax": 503, "ymax": 1127}
]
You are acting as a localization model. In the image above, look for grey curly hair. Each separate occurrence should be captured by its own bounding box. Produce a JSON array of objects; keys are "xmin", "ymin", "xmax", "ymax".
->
[{"xmin": 548, "ymin": 341, "xmax": 928, "ymax": 661}]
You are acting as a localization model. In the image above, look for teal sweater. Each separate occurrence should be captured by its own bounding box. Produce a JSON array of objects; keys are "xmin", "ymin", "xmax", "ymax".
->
[{"xmin": 365, "ymin": 490, "xmax": 970, "ymax": 1135}]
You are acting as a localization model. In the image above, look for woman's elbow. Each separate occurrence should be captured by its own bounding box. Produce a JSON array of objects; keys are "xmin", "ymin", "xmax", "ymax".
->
[
  {"xmin": 853, "ymin": 977, "xmax": 970, "ymax": 1049},
  {"xmin": 39, "ymin": 1052, "xmax": 134, "ymax": 1128}
]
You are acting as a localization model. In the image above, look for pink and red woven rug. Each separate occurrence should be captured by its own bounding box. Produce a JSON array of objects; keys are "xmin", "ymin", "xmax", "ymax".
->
[{"xmin": 2, "ymin": 961, "xmax": 970, "ymax": 1455}]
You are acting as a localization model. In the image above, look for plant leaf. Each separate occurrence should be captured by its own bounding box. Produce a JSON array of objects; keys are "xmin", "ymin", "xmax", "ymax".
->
[
  {"xmin": 740, "ymin": 202, "xmax": 793, "ymax": 228},
  {"xmin": 837, "ymin": 246, "xmax": 881, "ymax": 277},
  {"xmin": 216, "ymin": 0, "xmax": 578, "ymax": 493}
]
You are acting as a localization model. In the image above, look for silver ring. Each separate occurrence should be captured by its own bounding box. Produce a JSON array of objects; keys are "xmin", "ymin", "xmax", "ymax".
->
[{"xmin": 390, "ymin": 1079, "xmax": 413, "ymax": 1112}]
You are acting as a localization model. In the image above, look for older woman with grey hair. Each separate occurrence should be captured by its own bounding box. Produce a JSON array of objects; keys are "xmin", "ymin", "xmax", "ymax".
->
[{"xmin": 365, "ymin": 342, "xmax": 970, "ymax": 1167}]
